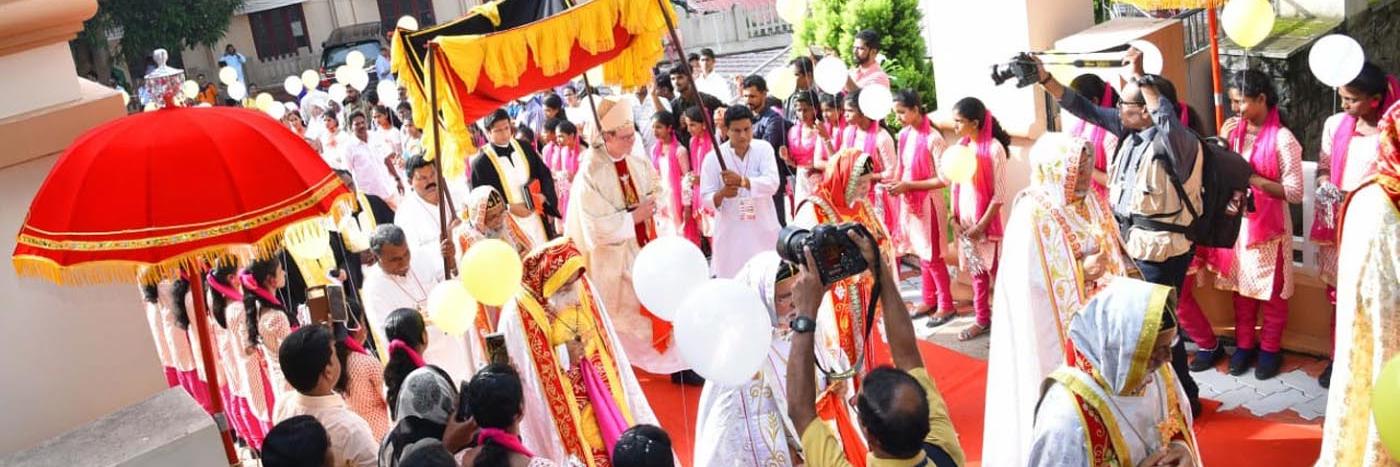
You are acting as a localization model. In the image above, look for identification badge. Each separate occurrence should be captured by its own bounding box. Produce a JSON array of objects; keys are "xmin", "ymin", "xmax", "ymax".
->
[
  {"xmin": 556, "ymin": 343, "xmax": 572, "ymax": 371},
  {"xmin": 738, "ymin": 197, "xmax": 757, "ymax": 221}
]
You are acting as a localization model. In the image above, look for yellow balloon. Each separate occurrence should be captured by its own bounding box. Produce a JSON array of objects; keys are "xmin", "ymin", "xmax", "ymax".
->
[
  {"xmin": 766, "ymin": 66, "xmax": 797, "ymax": 100},
  {"xmin": 459, "ymin": 239, "xmax": 523, "ymax": 307},
  {"xmin": 219, "ymin": 66, "xmax": 239, "ymax": 86},
  {"xmin": 943, "ymin": 145, "xmax": 978, "ymax": 184},
  {"xmin": 775, "ymin": 0, "xmax": 806, "ymax": 25},
  {"xmin": 1374, "ymin": 356, "xmax": 1400, "ymax": 458},
  {"xmin": 1222, "ymin": 0, "xmax": 1275, "ymax": 49},
  {"xmin": 255, "ymin": 93, "xmax": 275, "ymax": 112},
  {"xmin": 427, "ymin": 279, "xmax": 476, "ymax": 336},
  {"xmin": 301, "ymin": 70, "xmax": 320, "ymax": 91}
]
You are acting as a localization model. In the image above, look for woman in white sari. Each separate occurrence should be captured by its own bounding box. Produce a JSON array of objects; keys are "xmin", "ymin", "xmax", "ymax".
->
[
  {"xmin": 693, "ymin": 252, "xmax": 801, "ymax": 466},
  {"xmin": 983, "ymin": 134, "xmax": 1129, "ymax": 466},
  {"xmin": 1030, "ymin": 277, "xmax": 1200, "ymax": 467}
]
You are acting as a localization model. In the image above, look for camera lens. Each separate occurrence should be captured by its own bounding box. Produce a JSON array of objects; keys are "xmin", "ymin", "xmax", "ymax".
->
[{"xmin": 775, "ymin": 225, "xmax": 811, "ymax": 264}]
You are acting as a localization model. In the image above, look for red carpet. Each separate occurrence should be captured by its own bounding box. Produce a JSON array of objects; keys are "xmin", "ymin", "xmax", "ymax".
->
[{"xmin": 638, "ymin": 340, "xmax": 1323, "ymax": 466}]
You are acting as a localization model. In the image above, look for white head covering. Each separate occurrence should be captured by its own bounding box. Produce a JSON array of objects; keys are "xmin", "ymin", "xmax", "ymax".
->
[
  {"xmin": 735, "ymin": 251, "xmax": 784, "ymax": 325},
  {"xmin": 1028, "ymin": 132, "xmax": 1093, "ymax": 205},
  {"xmin": 1068, "ymin": 277, "xmax": 1175, "ymax": 396}
]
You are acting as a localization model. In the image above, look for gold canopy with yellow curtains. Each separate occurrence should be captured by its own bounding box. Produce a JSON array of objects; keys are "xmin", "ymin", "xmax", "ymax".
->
[{"xmin": 390, "ymin": 0, "xmax": 675, "ymax": 179}]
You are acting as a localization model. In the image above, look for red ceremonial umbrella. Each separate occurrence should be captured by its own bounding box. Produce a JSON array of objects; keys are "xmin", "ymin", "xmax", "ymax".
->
[{"xmin": 12, "ymin": 105, "xmax": 351, "ymax": 464}]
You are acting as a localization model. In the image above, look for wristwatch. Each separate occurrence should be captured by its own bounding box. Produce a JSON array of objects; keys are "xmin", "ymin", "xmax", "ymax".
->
[{"xmin": 790, "ymin": 316, "xmax": 816, "ymax": 334}]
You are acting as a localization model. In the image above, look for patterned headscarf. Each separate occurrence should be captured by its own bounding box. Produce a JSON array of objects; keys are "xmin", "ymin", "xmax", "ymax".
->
[
  {"xmin": 520, "ymin": 237, "xmax": 586, "ymax": 302},
  {"xmin": 467, "ymin": 186, "xmax": 506, "ymax": 233},
  {"xmin": 1068, "ymin": 277, "xmax": 1175, "ymax": 396},
  {"xmin": 815, "ymin": 148, "xmax": 875, "ymax": 217},
  {"xmin": 1029, "ymin": 133, "xmax": 1094, "ymax": 205}
]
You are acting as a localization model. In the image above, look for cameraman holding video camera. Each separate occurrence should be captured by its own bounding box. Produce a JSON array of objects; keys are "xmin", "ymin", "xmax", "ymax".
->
[
  {"xmin": 785, "ymin": 229, "xmax": 964, "ymax": 467},
  {"xmin": 1030, "ymin": 48, "xmax": 1204, "ymax": 415}
]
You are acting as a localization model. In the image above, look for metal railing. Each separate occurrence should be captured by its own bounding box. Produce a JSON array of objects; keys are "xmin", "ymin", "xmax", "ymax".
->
[
  {"xmin": 742, "ymin": 2, "xmax": 792, "ymax": 38},
  {"xmin": 1108, "ymin": 6, "xmax": 1214, "ymax": 57}
]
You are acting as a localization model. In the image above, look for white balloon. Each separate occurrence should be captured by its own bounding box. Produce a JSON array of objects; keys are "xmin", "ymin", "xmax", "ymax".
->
[
  {"xmin": 377, "ymin": 79, "xmax": 401, "ymax": 108},
  {"xmin": 301, "ymin": 69, "xmax": 321, "ymax": 91},
  {"xmin": 266, "ymin": 103, "xmax": 287, "ymax": 120},
  {"xmin": 228, "ymin": 82, "xmax": 248, "ymax": 101},
  {"xmin": 632, "ymin": 237, "xmax": 710, "ymax": 321},
  {"xmin": 346, "ymin": 50, "xmax": 367, "ymax": 70},
  {"xmin": 814, "ymin": 56, "xmax": 849, "ymax": 95},
  {"xmin": 284, "ymin": 75, "xmax": 304, "ymax": 96},
  {"xmin": 144, "ymin": 102, "xmax": 158, "ymax": 112},
  {"xmin": 397, "ymin": 15, "xmax": 420, "ymax": 31},
  {"xmin": 181, "ymin": 80, "xmax": 200, "ymax": 100},
  {"xmin": 284, "ymin": 101, "xmax": 299, "ymax": 112},
  {"xmin": 348, "ymin": 68, "xmax": 371, "ymax": 92},
  {"xmin": 858, "ymin": 84, "xmax": 894, "ymax": 120},
  {"xmin": 1128, "ymin": 40, "xmax": 1164, "ymax": 75},
  {"xmin": 219, "ymin": 66, "xmax": 239, "ymax": 86},
  {"xmin": 673, "ymin": 279, "xmax": 773, "ymax": 387},
  {"xmin": 335, "ymin": 65, "xmax": 353, "ymax": 84},
  {"xmin": 1309, "ymin": 34, "xmax": 1366, "ymax": 88},
  {"xmin": 329, "ymin": 83, "xmax": 348, "ymax": 102}
]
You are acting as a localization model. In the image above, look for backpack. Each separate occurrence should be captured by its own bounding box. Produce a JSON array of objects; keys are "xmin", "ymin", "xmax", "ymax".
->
[{"xmin": 1141, "ymin": 135, "xmax": 1255, "ymax": 248}]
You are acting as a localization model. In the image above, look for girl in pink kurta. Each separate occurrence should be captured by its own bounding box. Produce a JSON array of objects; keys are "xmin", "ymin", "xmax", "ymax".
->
[
  {"xmin": 142, "ymin": 285, "xmax": 179, "ymax": 388},
  {"xmin": 242, "ymin": 257, "xmax": 295, "ymax": 399},
  {"xmin": 891, "ymin": 90, "xmax": 956, "ymax": 324},
  {"xmin": 786, "ymin": 94, "xmax": 822, "ymax": 207},
  {"xmin": 650, "ymin": 110, "xmax": 699, "ymax": 246},
  {"xmin": 338, "ymin": 323, "xmax": 390, "ymax": 442},
  {"xmin": 551, "ymin": 121, "xmax": 583, "ymax": 220},
  {"xmin": 1179, "ymin": 70, "xmax": 1305, "ymax": 380},
  {"xmin": 815, "ymin": 95, "xmax": 845, "ymax": 175},
  {"xmin": 159, "ymin": 280, "xmax": 210, "ymax": 410},
  {"xmin": 948, "ymin": 98, "xmax": 1010, "ymax": 341},
  {"xmin": 208, "ymin": 267, "xmax": 270, "ymax": 449},
  {"xmin": 683, "ymin": 106, "xmax": 718, "ymax": 241},
  {"xmin": 1308, "ymin": 63, "xmax": 1398, "ymax": 386}
]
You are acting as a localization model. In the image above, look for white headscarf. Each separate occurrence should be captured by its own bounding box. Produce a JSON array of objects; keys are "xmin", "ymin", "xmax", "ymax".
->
[
  {"xmin": 1068, "ymin": 277, "xmax": 1175, "ymax": 396},
  {"xmin": 735, "ymin": 251, "xmax": 784, "ymax": 326},
  {"xmin": 1028, "ymin": 132, "xmax": 1094, "ymax": 206}
]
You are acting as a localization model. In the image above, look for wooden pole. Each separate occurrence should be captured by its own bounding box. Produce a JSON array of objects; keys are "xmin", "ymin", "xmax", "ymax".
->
[
  {"xmin": 1207, "ymin": 6, "xmax": 1225, "ymax": 131},
  {"xmin": 188, "ymin": 272, "xmax": 239, "ymax": 465},
  {"xmin": 652, "ymin": 0, "xmax": 728, "ymax": 171},
  {"xmin": 428, "ymin": 43, "xmax": 456, "ymax": 278}
]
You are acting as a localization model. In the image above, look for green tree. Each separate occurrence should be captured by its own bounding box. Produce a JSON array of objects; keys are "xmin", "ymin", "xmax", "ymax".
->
[
  {"xmin": 795, "ymin": 0, "xmax": 936, "ymax": 111},
  {"xmin": 78, "ymin": 0, "xmax": 245, "ymax": 66}
]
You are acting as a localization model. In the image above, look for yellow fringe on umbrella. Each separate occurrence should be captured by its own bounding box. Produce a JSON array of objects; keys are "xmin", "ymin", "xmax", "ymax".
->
[
  {"xmin": 1114, "ymin": 0, "xmax": 1220, "ymax": 9},
  {"xmin": 12, "ymin": 192, "xmax": 354, "ymax": 286}
]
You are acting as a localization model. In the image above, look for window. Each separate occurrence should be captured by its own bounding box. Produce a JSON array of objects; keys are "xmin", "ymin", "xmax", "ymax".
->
[
  {"xmin": 249, "ymin": 4, "xmax": 311, "ymax": 60},
  {"xmin": 377, "ymin": 0, "xmax": 436, "ymax": 33}
]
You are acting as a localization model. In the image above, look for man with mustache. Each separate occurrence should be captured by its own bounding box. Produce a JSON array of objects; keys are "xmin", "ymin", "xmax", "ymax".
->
[{"xmin": 393, "ymin": 154, "xmax": 464, "ymax": 280}]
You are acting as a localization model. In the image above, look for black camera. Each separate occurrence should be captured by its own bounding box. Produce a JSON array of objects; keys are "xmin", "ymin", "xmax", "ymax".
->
[
  {"xmin": 991, "ymin": 52, "xmax": 1041, "ymax": 88},
  {"xmin": 776, "ymin": 222, "xmax": 873, "ymax": 286}
]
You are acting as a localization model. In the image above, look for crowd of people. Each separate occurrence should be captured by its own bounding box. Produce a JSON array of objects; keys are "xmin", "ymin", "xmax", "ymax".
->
[{"xmin": 134, "ymin": 26, "xmax": 1400, "ymax": 467}]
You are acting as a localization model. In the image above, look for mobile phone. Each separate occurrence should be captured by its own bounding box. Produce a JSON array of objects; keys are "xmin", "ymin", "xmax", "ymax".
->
[
  {"xmin": 456, "ymin": 381, "xmax": 473, "ymax": 422},
  {"xmin": 485, "ymin": 333, "xmax": 509, "ymax": 366}
]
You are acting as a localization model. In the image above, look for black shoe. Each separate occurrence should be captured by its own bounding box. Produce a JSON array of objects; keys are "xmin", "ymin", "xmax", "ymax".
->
[
  {"xmin": 926, "ymin": 312, "xmax": 956, "ymax": 328},
  {"xmin": 1190, "ymin": 398, "xmax": 1203, "ymax": 419},
  {"xmin": 1189, "ymin": 347, "xmax": 1224, "ymax": 372},
  {"xmin": 1228, "ymin": 348, "xmax": 1257, "ymax": 376},
  {"xmin": 1319, "ymin": 361, "xmax": 1333, "ymax": 388},
  {"xmin": 1254, "ymin": 350, "xmax": 1282, "ymax": 380},
  {"xmin": 671, "ymin": 370, "xmax": 705, "ymax": 386}
]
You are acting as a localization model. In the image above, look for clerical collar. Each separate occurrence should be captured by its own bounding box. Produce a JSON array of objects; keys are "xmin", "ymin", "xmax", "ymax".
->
[
  {"xmin": 492, "ymin": 142, "xmax": 511, "ymax": 150},
  {"xmin": 609, "ymin": 151, "xmax": 627, "ymax": 163}
]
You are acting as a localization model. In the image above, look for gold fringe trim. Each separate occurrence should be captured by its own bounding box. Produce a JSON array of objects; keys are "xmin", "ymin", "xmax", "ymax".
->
[{"xmin": 12, "ymin": 192, "xmax": 353, "ymax": 286}]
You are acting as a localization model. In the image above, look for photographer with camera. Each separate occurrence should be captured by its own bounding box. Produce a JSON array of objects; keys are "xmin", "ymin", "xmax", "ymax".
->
[
  {"xmin": 786, "ymin": 229, "xmax": 965, "ymax": 467},
  {"xmin": 1030, "ymin": 48, "xmax": 1204, "ymax": 414}
]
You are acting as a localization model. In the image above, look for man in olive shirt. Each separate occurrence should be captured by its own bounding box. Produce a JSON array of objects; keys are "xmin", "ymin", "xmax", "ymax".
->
[{"xmin": 787, "ymin": 230, "xmax": 965, "ymax": 466}]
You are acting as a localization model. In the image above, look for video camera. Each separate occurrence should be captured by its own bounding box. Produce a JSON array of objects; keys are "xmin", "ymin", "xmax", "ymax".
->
[{"xmin": 776, "ymin": 222, "xmax": 875, "ymax": 286}]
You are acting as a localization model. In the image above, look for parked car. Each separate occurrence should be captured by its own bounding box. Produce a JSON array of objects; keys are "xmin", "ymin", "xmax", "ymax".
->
[{"xmin": 320, "ymin": 22, "xmax": 383, "ymax": 90}]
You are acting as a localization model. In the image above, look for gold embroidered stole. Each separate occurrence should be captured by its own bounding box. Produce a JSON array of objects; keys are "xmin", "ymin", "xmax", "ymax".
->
[{"xmin": 482, "ymin": 140, "xmax": 531, "ymax": 205}]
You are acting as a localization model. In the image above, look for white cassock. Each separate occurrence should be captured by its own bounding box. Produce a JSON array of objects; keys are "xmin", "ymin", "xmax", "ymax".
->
[
  {"xmin": 564, "ymin": 146, "xmax": 688, "ymax": 374},
  {"xmin": 694, "ymin": 252, "xmax": 799, "ymax": 467},
  {"xmin": 700, "ymin": 140, "xmax": 782, "ymax": 278},
  {"xmin": 360, "ymin": 250, "xmax": 474, "ymax": 384},
  {"xmin": 393, "ymin": 189, "xmax": 467, "ymax": 279}
]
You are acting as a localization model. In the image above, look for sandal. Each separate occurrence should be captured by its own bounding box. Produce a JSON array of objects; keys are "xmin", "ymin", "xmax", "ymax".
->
[
  {"xmin": 926, "ymin": 311, "xmax": 956, "ymax": 328},
  {"xmin": 958, "ymin": 322, "xmax": 990, "ymax": 341},
  {"xmin": 910, "ymin": 305, "xmax": 935, "ymax": 319}
]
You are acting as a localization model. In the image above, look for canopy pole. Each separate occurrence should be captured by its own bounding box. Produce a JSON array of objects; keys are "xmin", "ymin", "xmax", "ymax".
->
[
  {"xmin": 428, "ymin": 43, "xmax": 456, "ymax": 278},
  {"xmin": 1208, "ymin": 5, "xmax": 1225, "ymax": 131},
  {"xmin": 652, "ymin": 0, "xmax": 728, "ymax": 171},
  {"xmin": 188, "ymin": 271, "xmax": 239, "ymax": 465}
]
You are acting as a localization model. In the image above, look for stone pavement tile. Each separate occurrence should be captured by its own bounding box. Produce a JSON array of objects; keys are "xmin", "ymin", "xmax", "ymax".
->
[
  {"xmin": 1243, "ymin": 388, "xmax": 1308, "ymax": 417},
  {"xmin": 1291, "ymin": 393, "xmax": 1330, "ymax": 421},
  {"xmin": 1276, "ymin": 369, "xmax": 1325, "ymax": 396},
  {"xmin": 1211, "ymin": 385, "xmax": 1261, "ymax": 412},
  {"xmin": 1191, "ymin": 369, "xmax": 1239, "ymax": 397},
  {"xmin": 1235, "ymin": 374, "xmax": 1290, "ymax": 395}
]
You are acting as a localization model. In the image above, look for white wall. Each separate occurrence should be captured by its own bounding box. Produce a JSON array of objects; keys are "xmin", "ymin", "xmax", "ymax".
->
[{"xmin": 0, "ymin": 155, "xmax": 165, "ymax": 455}]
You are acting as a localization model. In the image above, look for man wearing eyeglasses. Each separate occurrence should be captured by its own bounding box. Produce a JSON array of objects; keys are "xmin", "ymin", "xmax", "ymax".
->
[{"xmin": 1032, "ymin": 49, "xmax": 1205, "ymax": 416}]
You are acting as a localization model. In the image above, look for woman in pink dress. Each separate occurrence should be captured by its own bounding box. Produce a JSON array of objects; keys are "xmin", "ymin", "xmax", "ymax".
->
[
  {"xmin": 784, "ymin": 94, "xmax": 822, "ymax": 205},
  {"xmin": 242, "ymin": 256, "xmax": 295, "ymax": 398},
  {"xmin": 141, "ymin": 284, "xmax": 179, "ymax": 388},
  {"xmin": 209, "ymin": 265, "xmax": 272, "ymax": 450},
  {"xmin": 838, "ymin": 91, "xmax": 899, "ymax": 246},
  {"xmin": 1179, "ymin": 70, "xmax": 1304, "ymax": 380},
  {"xmin": 948, "ymin": 97, "xmax": 1011, "ymax": 341},
  {"xmin": 1309, "ymin": 62, "xmax": 1398, "ymax": 385},
  {"xmin": 1064, "ymin": 74, "xmax": 1120, "ymax": 203},
  {"xmin": 890, "ymin": 90, "xmax": 956, "ymax": 325},
  {"xmin": 550, "ymin": 121, "xmax": 583, "ymax": 220},
  {"xmin": 650, "ymin": 109, "xmax": 699, "ymax": 245},
  {"xmin": 337, "ymin": 310, "xmax": 391, "ymax": 442},
  {"xmin": 684, "ymin": 106, "xmax": 718, "ymax": 245}
]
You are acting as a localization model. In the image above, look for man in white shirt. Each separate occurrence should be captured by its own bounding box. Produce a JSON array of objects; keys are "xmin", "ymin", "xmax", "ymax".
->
[
  {"xmin": 221, "ymin": 44, "xmax": 247, "ymax": 84},
  {"xmin": 701, "ymin": 105, "xmax": 782, "ymax": 278},
  {"xmin": 394, "ymin": 154, "xmax": 464, "ymax": 277},
  {"xmin": 375, "ymin": 47, "xmax": 393, "ymax": 81},
  {"xmin": 345, "ymin": 111, "xmax": 400, "ymax": 208},
  {"xmin": 696, "ymin": 48, "xmax": 736, "ymax": 103},
  {"xmin": 273, "ymin": 325, "xmax": 377, "ymax": 467},
  {"xmin": 360, "ymin": 224, "xmax": 472, "ymax": 382}
]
